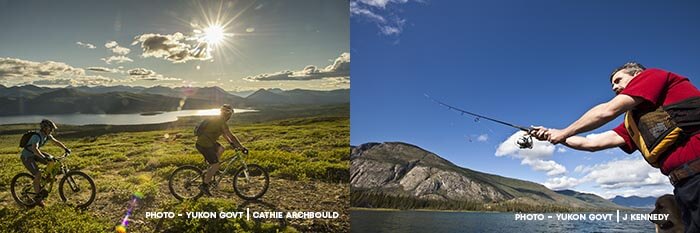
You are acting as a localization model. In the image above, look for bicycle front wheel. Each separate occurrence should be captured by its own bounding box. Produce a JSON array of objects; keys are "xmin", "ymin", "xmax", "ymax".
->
[
  {"xmin": 168, "ymin": 165, "xmax": 204, "ymax": 201},
  {"xmin": 232, "ymin": 164, "xmax": 269, "ymax": 200},
  {"xmin": 59, "ymin": 171, "xmax": 96, "ymax": 209}
]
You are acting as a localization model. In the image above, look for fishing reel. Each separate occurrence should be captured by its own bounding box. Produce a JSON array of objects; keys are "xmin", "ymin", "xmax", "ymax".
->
[{"xmin": 516, "ymin": 134, "xmax": 533, "ymax": 149}]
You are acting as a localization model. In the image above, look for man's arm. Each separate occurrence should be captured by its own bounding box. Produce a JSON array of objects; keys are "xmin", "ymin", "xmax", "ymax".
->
[
  {"xmin": 221, "ymin": 124, "xmax": 244, "ymax": 148},
  {"xmin": 48, "ymin": 135, "xmax": 70, "ymax": 152},
  {"xmin": 549, "ymin": 94, "xmax": 643, "ymax": 144},
  {"xmin": 28, "ymin": 143, "xmax": 48, "ymax": 159},
  {"xmin": 559, "ymin": 130, "xmax": 626, "ymax": 152}
]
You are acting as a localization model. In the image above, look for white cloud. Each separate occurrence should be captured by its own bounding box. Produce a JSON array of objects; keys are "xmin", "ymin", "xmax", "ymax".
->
[
  {"xmin": 132, "ymin": 32, "xmax": 210, "ymax": 63},
  {"xmin": 477, "ymin": 134, "xmax": 488, "ymax": 142},
  {"xmin": 350, "ymin": 0, "xmax": 417, "ymax": 36},
  {"xmin": 0, "ymin": 57, "xmax": 115, "ymax": 86},
  {"xmin": 126, "ymin": 68, "xmax": 180, "ymax": 81},
  {"xmin": 101, "ymin": 56, "xmax": 133, "ymax": 64},
  {"xmin": 522, "ymin": 158, "xmax": 567, "ymax": 176},
  {"xmin": 105, "ymin": 41, "xmax": 131, "ymax": 55},
  {"xmin": 86, "ymin": 67, "xmax": 120, "ymax": 73},
  {"xmin": 76, "ymin": 41, "xmax": 96, "ymax": 49},
  {"xmin": 583, "ymin": 159, "xmax": 667, "ymax": 189},
  {"xmin": 496, "ymin": 131, "xmax": 564, "ymax": 176},
  {"xmin": 245, "ymin": 53, "xmax": 349, "ymax": 81},
  {"xmin": 544, "ymin": 176, "xmax": 581, "ymax": 190},
  {"xmin": 546, "ymin": 157, "xmax": 673, "ymax": 197}
]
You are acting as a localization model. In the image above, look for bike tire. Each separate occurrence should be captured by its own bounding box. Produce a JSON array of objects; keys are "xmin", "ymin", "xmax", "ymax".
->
[
  {"xmin": 168, "ymin": 165, "xmax": 204, "ymax": 201},
  {"xmin": 232, "ymin": 164, "xmax": 269, "ymax": 200},
  {"xmin": 58, "ymin": 170, "xmax": 96, "ymax": 209},
  {"xmin": 10, "ymin": 173, "xmax": 37, "ymax": 207}
]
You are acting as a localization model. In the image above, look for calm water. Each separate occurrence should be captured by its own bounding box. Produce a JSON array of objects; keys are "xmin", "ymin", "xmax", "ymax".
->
[
  {"xmin": 351, "ymin": 210, "xmax": 656, "ymax": 233},
  {"xmin": 0, "ymin": 108, "xmax": 257, "ymax": 126}
]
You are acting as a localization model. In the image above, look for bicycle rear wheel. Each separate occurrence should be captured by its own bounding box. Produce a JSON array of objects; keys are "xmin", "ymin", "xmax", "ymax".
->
[
  {"xmin": 10, "ymin": 173, "xmax": 38, "ymax": 207},
  {"xmin": 168, "ymin": 165, "xmax": 204, "ymax": 201},
  {"xmin": 59, "ymin": 171, "xmax": 96, "ymax": 209},
  {"xmin": 232, "ymin": 164, "xmax": 269, "ymax": 200}
]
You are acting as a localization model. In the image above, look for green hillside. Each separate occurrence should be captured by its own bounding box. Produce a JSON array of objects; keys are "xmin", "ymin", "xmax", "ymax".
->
[{"xmin": 0, "ymin": 114, "xmax": 349, "ymax": 232}]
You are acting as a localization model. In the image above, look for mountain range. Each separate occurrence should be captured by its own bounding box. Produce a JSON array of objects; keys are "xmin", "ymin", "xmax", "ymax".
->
[
  {"xmin": 0, "ymin": 85, "xmax": 349, "ymax": 116},
  {"xmin": 351, "ymin": 142, "xmax": 628, "ymax": 211},
  {"xmin": 609, "ymin": 195, "xmax": 657, "ymax": 209}
]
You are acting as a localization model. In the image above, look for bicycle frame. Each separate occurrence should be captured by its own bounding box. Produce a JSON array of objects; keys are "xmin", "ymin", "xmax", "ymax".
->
[
  {"xmin": 24, "ymin": 153, "xmax": 77, "ymax": 197},
  {"xmin": 210, "ymin": 151, "xmax": 250, "ymax": 189}
]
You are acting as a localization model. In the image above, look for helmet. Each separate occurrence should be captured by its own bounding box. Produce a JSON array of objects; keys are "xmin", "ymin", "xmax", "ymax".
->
[
  {"xmin": 221, "ymin": 104, "xmax": 234, "ymax": 114},
  {"xmin": 40, "ymin": 119, "xmax": 58, "ymax": 130}
]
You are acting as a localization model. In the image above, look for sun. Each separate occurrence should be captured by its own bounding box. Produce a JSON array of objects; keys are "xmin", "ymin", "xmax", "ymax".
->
[{"xmin": 202, "ymin": 25, "xmax": 225, "ymax": 45}]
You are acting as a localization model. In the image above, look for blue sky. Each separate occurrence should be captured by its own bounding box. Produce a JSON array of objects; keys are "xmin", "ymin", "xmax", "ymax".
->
[
  {"xmin": 350, "ymin": 0, "xmax": 700, "ymax": 198},
  {"xmin": 0, "ymin": 0, "xmax": 349, "ymax": 91}
]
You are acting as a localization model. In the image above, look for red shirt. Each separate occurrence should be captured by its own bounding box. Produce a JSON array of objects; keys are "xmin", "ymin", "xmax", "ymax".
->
[{"xmin": 612, "ymin": 68, "xmax": 700, "ymax": 174}]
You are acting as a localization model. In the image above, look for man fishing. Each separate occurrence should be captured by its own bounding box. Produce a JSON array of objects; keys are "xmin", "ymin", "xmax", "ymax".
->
[{"xmin": 530, "ymin": 62, "xmax": 700, "ymax": 232}]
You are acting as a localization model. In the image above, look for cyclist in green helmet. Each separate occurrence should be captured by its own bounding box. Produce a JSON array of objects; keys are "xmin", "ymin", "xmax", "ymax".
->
[
  {"xmin": 20, "ymin": 119, "xmax": 71, "ymax": 207},
  {"xmin": 195, "ymin": 104, "xmax": 247, "ymax": 195}
]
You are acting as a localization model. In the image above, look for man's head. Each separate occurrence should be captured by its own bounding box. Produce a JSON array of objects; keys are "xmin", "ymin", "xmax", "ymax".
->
[
  {"xmin": 610, "ymin": 62, "xmax": 646, "ymax": 94},
  {"xmin": 40, "ymin": 119, "xmax": 57, "ymax": 135},
  {"xmin": 220, "ymin": 104, "xmax": 234, "ymax": 120}
]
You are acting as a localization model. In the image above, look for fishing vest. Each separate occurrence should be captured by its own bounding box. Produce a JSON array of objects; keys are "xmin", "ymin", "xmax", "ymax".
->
[{"xmin": 624, "ymin": 96, "xmax": 700, "ymax": 167}]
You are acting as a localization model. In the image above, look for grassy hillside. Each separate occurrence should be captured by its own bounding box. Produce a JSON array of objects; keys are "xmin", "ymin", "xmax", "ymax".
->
[{"xmin": 0, "ymin": 115, "xmax": 349, "ymax": 232}]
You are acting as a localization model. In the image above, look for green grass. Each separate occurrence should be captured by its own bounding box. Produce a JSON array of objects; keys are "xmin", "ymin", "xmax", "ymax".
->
[{"xmin": 0, "ymin": 115, "xmax": 349, "ymax": 232}]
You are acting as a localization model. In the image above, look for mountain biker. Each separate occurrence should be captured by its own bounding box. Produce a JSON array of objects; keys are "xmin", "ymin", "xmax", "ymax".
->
[
  {"xmin": 196, "ymin": 104, "xmax": 248, "ymax": 196},
  {"xmin": 20, "ymin": 119, "xmax": 71, "ymax": 207}
]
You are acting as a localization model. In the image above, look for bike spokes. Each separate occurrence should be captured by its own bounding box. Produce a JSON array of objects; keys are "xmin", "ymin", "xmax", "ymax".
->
[
  {"xmin": 169, "ymin": 166, "xmax": 204, "ymax": 200},
  {"xmin": 60, "ymin": 172, "xmax": 96, "ymax": 208},
  {"xmin": 233, "ymin": 164, "xmax": 269, "ymax": 200}
]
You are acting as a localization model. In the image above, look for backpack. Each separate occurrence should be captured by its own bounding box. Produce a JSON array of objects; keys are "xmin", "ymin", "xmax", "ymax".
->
[
  {"xmin": 194, "ymin": 119, "xmax": 209, "ymax": 136},
  {"xmin": 19, "ymin": 131, "xmax": 40, "ymax": 148}
]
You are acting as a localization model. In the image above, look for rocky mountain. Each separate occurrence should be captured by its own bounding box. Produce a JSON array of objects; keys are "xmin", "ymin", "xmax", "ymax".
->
[
  {"xmin": 555, "ymin": 190, "xmax": 621, "ymax": 209},
  {"xmin": 351, "ymin": 142, "xmax": 628, "ymax": 211},
  {"xmin": 609, "ymin": 195, "xmax": 657, "ymax": 208}
]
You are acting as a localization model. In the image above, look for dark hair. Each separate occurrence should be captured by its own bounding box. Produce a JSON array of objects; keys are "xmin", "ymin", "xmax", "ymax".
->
[{"xmin": 610, "ymin": 62, "xmax": 646, "ymax": 82}]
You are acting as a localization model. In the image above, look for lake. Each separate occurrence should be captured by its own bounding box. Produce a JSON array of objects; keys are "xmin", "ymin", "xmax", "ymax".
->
[
  {"xmin": 351, "ymin": 209, "xmax": 656, "ymax": 233},
  {"xmin": 0, "ymin": 108, "xmax": 257, "ymax": 126}
]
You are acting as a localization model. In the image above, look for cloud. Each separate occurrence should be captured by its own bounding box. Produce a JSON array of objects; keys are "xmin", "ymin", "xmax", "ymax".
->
[
  {"xmin": 132, "ymin": 32, "xmax": 210, "ymax": 63},
  {"xmin": 557, "ymin": 147, "xmax": 567, "ymax": 153},
  {"xmin": 0, "ymin": 57, "xmax": 117, "ymax": 86},
  {"xmin": 32, "ymin": 76, "xmax": 114, "ymax": 86},
  {"xmin": 86, "ymin": 67, "xmax": 120, "ymax": 73},
  {"xmin": 350, "ymin": 0, "xmax": 417, "ymax": 36},
  {"xmin": 583, "ymin": 159, "xmax": 667, "ymax": 189},
  {"xmin": 245, "ymin": 53, "xmax": 350, "ymax": 81},
  {"xmin": 522, "ymin": 158, "xmax": 567, "ymax": 176},
  {"xmin": 477, "ymin": 134, "xmax": 489, "ymax": 142},
  {"xmin": 126, "ymin": 68, "xmax": 180, "ymax": 81},
  {"xmin": 544, "ymin": 176, "xmax": 581, "ymax": 190},
  {"xmin": 545, "ymin": 157, "xmax": 672, "ymax": 195},
  {"xmin": 496, "ymin": 131, "xmax": 565, "ymax": 176},
  {"xmin": 101, "ymin": 56, "xmax": 133, "ymax": 64},
  {"xmin": 76, "ymin": 41, "xmax": 96, "ymax": 49},
  {"xmin": 105, "ymin": 41, "xmax": 131, "ymax": 55}
]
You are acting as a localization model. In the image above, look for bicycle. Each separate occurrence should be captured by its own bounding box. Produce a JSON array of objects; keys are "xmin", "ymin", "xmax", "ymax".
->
[
  {"xmin": 168, "ymin": 148, "xmax": 269, "ymax": 201},
  {"xmin": 10, "ymin": 152, "xmax": 96, "ymax": 208}
]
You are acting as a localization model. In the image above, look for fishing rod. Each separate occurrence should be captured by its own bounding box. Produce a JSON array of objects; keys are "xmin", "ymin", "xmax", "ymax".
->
[{"xmin": 424, "ymin": 94, "xmax": 535, "ymax": 149}]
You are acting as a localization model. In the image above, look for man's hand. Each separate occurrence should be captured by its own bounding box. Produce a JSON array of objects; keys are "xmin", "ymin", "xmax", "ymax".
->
[
  {"xmin": 547, "ymin": 128, "xmax": 571, "ymax": 144},
  {"xmin": 529, "ymin": 126, "xmax": 550, "ymax": 141}
]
